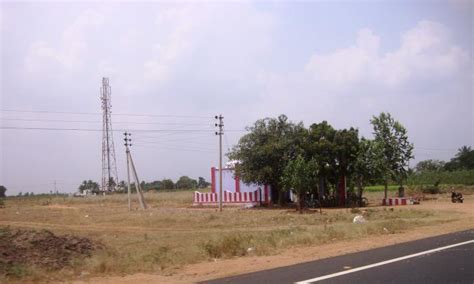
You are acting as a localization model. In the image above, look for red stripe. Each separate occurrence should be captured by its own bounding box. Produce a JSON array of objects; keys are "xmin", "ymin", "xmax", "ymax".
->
[
  {"xmin": 244, "ymin": 192, "xmax": 248, "ymax": 201},
  {"xmin": 211, "ymin": 167, "xmax": 216, "ymax": 193},
  {"xmin": 402, "ymin": 199, "xmax": 406, "ymax": 205}
]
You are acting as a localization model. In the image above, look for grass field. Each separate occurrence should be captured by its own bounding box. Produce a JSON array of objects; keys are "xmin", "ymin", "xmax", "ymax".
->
[{"xmin": 0, "ymin": 189, "xmax": 470, "ymax": 282}]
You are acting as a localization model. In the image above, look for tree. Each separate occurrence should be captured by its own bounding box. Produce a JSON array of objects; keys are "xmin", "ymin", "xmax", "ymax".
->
[
  {"xmin": 370, "ymin": 112, "xmax": 414, "ymax": 198},
  {"xmin": 353, "ymin": 138, "xmax": 384, "ymax": 205},
  {"xmin": 228, "ymin": 115, "xmax": 307, "ymax": 205},
  {"xmin": 445, "ymin": 146, "xmax": 474, "ymax": 171},
  {"xmin": 176, "ymin": 176, "xmax": 197, "ymax": 189},
  {"xmin": 0, "ymin": 185, "xmax": 6, "ymax": 198},
  {"xmin": 281, "ymin": 155, "xmax": 318, "ymax": 213},
  {"xmin": 78, "ymin": 180, "xmax": 100, "ymax": 194},
  {"xmin": 306, "ymin": 121, "xmax": 337, "ymax": 189},
  {"xmin": 197, "ymin": 177, "xmax": 210, "ymax": 189},
  {"xmin": 161, "ymin": 179, "xmax": 175, "ymax": 190},
  {"xmin": 415, "ymin": 159, "xmax": 446, "ymax": 172}
]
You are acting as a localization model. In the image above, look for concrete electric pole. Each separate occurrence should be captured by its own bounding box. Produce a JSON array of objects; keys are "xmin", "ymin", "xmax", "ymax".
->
[
  {"xmin": 215, "ymin": 115, "xmax": 224, "ymax": 212},
  {"xmin": 124, "ymin": 132, "xmax": 147, "ymax": 210}
]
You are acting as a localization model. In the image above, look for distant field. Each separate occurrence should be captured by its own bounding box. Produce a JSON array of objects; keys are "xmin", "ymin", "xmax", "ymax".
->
[
  {"xmin": 365, "ymin": 185, "xmax": 400, "ymax": 192},
  {"xmin": 0, "ymin": 189, "xmax": 470, "ymax": 282}
]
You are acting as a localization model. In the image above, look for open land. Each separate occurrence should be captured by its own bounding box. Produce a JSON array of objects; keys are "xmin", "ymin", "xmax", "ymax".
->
[{"xmin": 0, "ymin": 187, "xmax": 473, "ymax": 283}]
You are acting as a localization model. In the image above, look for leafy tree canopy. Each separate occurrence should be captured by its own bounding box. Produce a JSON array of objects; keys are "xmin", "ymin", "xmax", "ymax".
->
[
  {"xmin": 228, "ymin": 114, "xmax": 307, "ymax": 204},
  {"xmin": 370, "ymin": 112, "xmax": 414, "ymax": 197},
  {"xmin": 176, "ymin": 176, "xmax": 198, "ymax": 189},
  {"xmin": 197, "ymin": 177, "xmax": 210, "ymax": 189},
  {"xmin": 0, "ymin": 185, "xmax": 6, "ymax": 198},
  {"xmin": 445, "ymin": 146, "xmax": 474, "ymax": 171},
  {"xmin": 415, "ymin": 159, "xmax": 446, "ymax": 172}
]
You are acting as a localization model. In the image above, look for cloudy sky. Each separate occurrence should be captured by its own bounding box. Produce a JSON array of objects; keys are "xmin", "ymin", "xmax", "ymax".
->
[{"xmin": 1, "ymin": 1, "xmax": 472, "ymax": 195}]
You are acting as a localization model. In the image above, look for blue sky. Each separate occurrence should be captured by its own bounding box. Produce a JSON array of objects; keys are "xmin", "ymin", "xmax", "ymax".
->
[{"xmin": 1, "ymin": 1, "xmax": 472, "ymax": 194}]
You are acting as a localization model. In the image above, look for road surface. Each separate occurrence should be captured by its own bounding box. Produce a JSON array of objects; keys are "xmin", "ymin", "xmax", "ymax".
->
[{"xmin": 203, "ymin": 230, "xmax": 473, "ymax": 284}]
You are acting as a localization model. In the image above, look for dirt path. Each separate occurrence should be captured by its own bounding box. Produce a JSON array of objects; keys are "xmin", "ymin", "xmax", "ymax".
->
[{"xmin": 71, "ymin": 198, "xmax": 473, "ymax": 284}]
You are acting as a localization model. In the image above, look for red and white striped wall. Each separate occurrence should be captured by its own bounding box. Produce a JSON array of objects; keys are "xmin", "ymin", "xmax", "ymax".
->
[
  {"xmin": 194, "ymin": 167, "xmax": 271, "ymax": 206},
  {"xmin": 382, "ymin": 198, "xmax": 414, "ymax": 206},
  {"xmin": 193, "ymin": 189, "xmax": 270, "ymax": 206}
]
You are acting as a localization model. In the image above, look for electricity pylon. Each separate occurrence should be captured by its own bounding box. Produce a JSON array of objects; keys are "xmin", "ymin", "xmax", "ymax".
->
[{"xmin": 101, "ymin": 77, "xmax": 119, "ymax": 192}]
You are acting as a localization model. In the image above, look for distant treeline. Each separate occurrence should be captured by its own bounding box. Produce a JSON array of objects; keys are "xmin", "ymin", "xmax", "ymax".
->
[
  {"xmin": 408, "ymin": 146, "xmax": 474, "ymax": 186},
  {"xmin": 407, "ymin": 170, "xmax": 474, "ymax": 186}
]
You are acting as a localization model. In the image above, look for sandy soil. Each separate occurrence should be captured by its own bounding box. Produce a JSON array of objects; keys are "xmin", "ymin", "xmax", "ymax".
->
[{"xmin": 70, "ymin": 196, "xmax": 474, "ymax": 284}]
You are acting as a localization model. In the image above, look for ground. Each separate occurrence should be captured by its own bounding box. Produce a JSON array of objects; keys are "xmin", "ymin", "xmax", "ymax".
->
[{"xmin": 0, "ymin": 189, "xmax": 472, "ymax": 283}]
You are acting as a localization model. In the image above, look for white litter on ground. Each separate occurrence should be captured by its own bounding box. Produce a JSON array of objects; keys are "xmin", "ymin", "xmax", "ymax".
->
[{"xmin": 353, "ymin": 215, "xmax": 367, "ymax": 223}]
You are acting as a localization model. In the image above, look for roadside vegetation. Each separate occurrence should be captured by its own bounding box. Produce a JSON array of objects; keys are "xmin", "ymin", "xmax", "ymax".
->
[{"xmin": 0, "ymin": 189, "xmax": 469, "ymax": 282}]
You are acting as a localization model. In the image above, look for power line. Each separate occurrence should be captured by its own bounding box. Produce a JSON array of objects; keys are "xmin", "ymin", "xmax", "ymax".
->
[
  {"xmin": 0, "ymin": 109, "xmax": 212, "ymax": 119},
  {"xmin": 0, "ymin": 118, "xmax": 213, "ymax": 126},
  {"xmin": 0, "ymin": 126, "xmax": 225, "ymax": 132},
  {"xmin": 0, "ymin": 126, "xmax": 246, "ymax": 133}
]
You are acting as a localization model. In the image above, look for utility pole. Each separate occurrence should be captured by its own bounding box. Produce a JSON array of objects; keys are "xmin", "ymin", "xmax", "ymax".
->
[
  {"xmin": 215, "ymin": 115, "xmax": 224, "ymax": 212},
  {"xmin": 124, "ymin": 132, "xmax": 132, "ymax": 211},
  {"xmin": 124, "ymin": 132, "xmax": 147, "ymax": 210}
]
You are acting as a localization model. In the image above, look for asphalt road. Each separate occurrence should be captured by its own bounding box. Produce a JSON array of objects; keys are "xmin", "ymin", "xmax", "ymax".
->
[{"xmin": 202, "ymin": 230, "xmax": 473, "ymax": 284}]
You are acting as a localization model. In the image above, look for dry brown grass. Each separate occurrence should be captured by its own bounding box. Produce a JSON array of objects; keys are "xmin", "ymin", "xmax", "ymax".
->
[{"xmin": 0, "ymin": 190, "xmax": 469, "ymax": 282}]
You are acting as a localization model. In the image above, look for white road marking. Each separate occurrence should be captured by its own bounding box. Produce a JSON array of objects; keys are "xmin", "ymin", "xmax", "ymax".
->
[{"xmin": 295, "ymin": 239, "xmax": 474, "ymax": 284}]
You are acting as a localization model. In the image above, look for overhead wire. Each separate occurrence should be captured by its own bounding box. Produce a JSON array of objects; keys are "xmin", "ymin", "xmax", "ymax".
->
[
  {"xmin": 0, "ymin": 118, "xmax": 212, "ymax": 126},
  {"xmin": 0, "ymin": 109, "xmax": 212, "ymax": 119},
  {"xmin": 0, "ymin": 126, "xmax": 221, "ymax": 133}
]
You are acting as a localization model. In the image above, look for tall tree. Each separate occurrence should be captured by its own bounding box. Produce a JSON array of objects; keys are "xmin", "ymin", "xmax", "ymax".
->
[
  {"xmin": 305, "ymin": 121, "xmax": 337, "ymax": 198},
  {"xmin": 353, "ymin": 138, "xmax": 384, "ymax": 205},
  {"xmin": 228, "ymin": 115, "xmax": 306, "ymax": 205},
  {"xmin": 370, "ymin": 112, "xmax": 414, "ymax": 198},
  {"xmin": 281, "ymin": 155, "xmax": 318, "ymax": 213}
]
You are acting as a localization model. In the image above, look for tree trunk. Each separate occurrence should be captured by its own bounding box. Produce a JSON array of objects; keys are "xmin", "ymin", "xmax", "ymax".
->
[
  {"xmin": 271, "ymin": 183, "xmax": 279, "ymax": 205},
  {"xmin": 357, "ymin": 179, "xmax": 363, "ymax": 207},
  {"xmin": 398, "ymin": 180, "xmax": 405, "ymax": 198},
  {"xmin": 278, "ymin": 190, "xmax": 285, "ymax": 207}
]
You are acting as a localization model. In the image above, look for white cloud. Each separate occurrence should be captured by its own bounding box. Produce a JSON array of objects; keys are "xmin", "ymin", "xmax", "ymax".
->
[
  {"xmin": 143, "ymin": 5, "xmax": 212, "ymax": 83},
  {"xmin": 305, "ymin": 20, "xmax": 469, "ymax": 90},
  {"xmin": 24, "ymin": 10, "xmax": 104, "ymax": 72}
]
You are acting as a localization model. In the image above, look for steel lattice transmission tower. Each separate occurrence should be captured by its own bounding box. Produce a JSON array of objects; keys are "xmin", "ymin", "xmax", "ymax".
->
[{"xmin": 100, "ymin": 77, "xmax": 119, "ymax": 192}]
